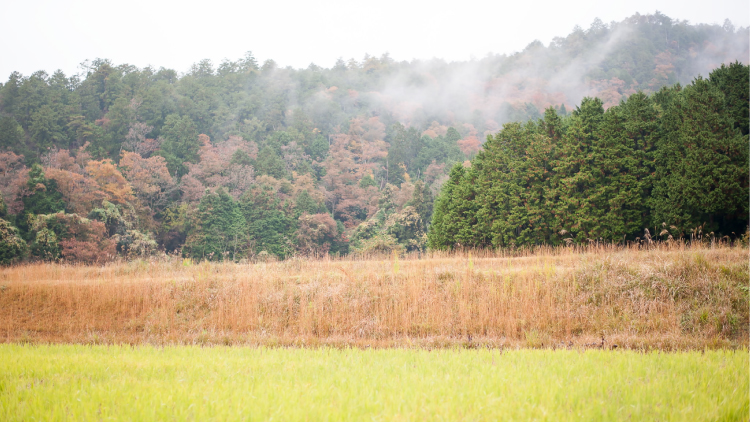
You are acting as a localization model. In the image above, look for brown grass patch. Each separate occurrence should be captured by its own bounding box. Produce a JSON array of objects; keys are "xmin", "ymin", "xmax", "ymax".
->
[{"xmin": 1, "ymin": 244, "xmax": 747, "ymax": 349}]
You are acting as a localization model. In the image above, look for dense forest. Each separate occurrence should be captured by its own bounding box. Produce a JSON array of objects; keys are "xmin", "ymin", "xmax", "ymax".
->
[
  {"xmin": 429, "ymin": 63, "xmax": 749, "ymax": 249},
  {"xmin": 0, "ymin": 12, "xmax": 747, "ymax": 263}
]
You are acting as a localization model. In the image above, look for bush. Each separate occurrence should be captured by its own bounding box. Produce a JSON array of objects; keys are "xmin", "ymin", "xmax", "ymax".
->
[
  {"xmin": 0, "ymin": 218, "xmax": 28, "ymax": 265},
  {"xmin": 30, "ymin": 212, "xmax": 115, "ymax": 264},
  {"xmin": 115, "ymin": 230, "xmax": 158, "ymax": 258}
]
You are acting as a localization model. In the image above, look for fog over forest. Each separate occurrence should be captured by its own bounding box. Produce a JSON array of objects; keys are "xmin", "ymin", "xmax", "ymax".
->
[
  {"xmin": 332, "ymin": 13, "xmax": 748, "ymax": 133},
  {"xmin": 0, "ymin": 12, "xmax": 747, "ymax": 263}
]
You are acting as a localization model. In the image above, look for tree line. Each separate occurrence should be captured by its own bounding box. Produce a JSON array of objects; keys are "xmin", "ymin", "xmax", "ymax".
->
[{"xmin": 429, "ymin": 63, "xmax": 749, "ymax": 249}]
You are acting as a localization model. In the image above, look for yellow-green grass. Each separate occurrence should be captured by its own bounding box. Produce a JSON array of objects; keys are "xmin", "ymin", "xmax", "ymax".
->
[{"xmin": 0, "ymin": 344, "xmax": 746, "ymax": 421}]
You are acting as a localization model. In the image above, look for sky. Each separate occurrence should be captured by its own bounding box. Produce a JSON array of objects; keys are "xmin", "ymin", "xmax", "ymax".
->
[{"xmin": 1, "ymin": 0, "xmax": 748, "ymax": 79}]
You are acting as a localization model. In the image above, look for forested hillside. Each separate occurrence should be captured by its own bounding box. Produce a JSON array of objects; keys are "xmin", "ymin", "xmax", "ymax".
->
[{"xmin": 0, "ymin": 12, "xmax": 747, "ymax": 263}]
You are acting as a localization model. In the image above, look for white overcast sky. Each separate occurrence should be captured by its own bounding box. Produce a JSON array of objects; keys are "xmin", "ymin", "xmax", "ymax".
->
[{"xmin": 1, "ymin": 0, "xmax": 748, "ymax": 79}]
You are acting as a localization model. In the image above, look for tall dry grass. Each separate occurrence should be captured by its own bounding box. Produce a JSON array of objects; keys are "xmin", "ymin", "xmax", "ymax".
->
[{"xmin": 1, "ymin": 243, "xmax": 747, "ymax": 349}]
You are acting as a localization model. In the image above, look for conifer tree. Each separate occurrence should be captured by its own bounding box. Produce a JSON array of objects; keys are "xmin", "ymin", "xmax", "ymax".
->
[
  {"xmin": 255, "ymin": 145, "xmax": 287, "ymax": 179},
  {"xmin": 428, "ymin": 163, "xmax": 481, "ymax": 249},
  {"xmin": 472, "ymin": 122, "xmax": 526, "ymax": 248},
  {"xmin": 156, "ymin": 114, "xmax": 200, "ymax": 177},
  {"xmin": 708, "ymin": 62, "xmax": 749, "ymax": 136},
  {"xmin": 566, "ymin": 92, "xmax": 660, "ymax": 242},
  {"xmin": 0, "ymin": 193, "xmax": 7, "ymax": 220},
  {"xmin": 294, "ymin": 190, "xmax": 322, "ymax": 217},
  {"xmin": 241, "ymin": 185, "xmax": 295, "ymax": 258},
  {"xmin": 407, "ymin": 180, "xmax": 433, "ymax": 232},
  {"xmin": 184, "ymin": 188, "xmax": 247, "ymax": 261},
  {"xmin": 448, "ymin": 165, "xmax": 484, "ymax": 248},
  {"xmin": 651, "ymin": 77, "xmax": 749, "ymax": 235},
  {"xmin": 550, "ymin": 97, "xmax": 605, "ymax": 242}
]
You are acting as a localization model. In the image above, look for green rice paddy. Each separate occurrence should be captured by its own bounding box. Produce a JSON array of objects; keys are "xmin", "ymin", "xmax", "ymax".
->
[{"xmin": 0, "ymin": 345, "xmax": 747, "ymax": 421}]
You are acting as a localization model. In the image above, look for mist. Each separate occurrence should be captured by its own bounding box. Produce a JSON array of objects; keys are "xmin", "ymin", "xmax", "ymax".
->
[{"xmin": 279, "ymin": 13, "xmax": 748, "ymax": 140}]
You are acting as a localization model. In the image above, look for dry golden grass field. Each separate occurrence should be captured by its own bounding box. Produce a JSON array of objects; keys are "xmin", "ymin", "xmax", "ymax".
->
[{"xmin": 1, "ymin": 244, "xmax": 747, "ymax": 349}]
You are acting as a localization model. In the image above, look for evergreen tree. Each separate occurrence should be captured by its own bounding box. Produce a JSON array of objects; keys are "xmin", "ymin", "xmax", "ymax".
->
[
  {"xmin": 29, "ymin": 105, "xmax": 66, "ymax": 152},
  {"xmin": 294, "ymin": 189, "xmax": 323, "ymax": 216},
  {"xmin": 184, "ymin": 188, "xmax": 247, "ymax": 261},
  {"xmin": 306, "ymin": 135, "xmax": 329, "ymax": 162},
  {"xmin": 427, "ymin": 163, "xmax": 481, "ymax": 249},
  {"xmin": 592, "ymin": 92, "xmax": 659, "ymax": 240},
  {"xmin": 0, "ymin": 193, "xmax": 7, "ymax": 220},
  {"xmin": 240, "ymin": 186, "xmax": 295, "ymax": 258},
  {"xmin": 474, "ymin": 119, "xmax": 556, "ymax": 247},
  {"xmin": 473, "ymin": 122, "xmax": 527, "ymax": 248},
  {"xmin": 449, "ymin": 165, "xmax": 484, "ymax": 248},
  {"xmin": 549, "ymin": 97, "xmax": 605, "ymax": 242},
  {"xmin": 651, "ymin": 77, "xmax": 749, "ymax": 235},
  {"xmin": 708, "ymin": 62, "xmax": 749, "ymax": 136},
  {"xmin": 157, "ymin": 114, "xmax": 200, "ymax": 177},
  {"xmin": 407, "ymin": 180, "xmax": 433, "ymax": 231},
  {"xmin": 0, "ymin": 116, "xmax": 26, "ymax": 153},
  {"xmin": 255, "ymin": 145, "xmax": 287, "ymax": 179},
  {"xmin": 385, "ymin": 123, "xmax": 424, "ymax": 183},
  {"xmin": 358, "ymin": 174, "xmax": 378, "ymax": 189}
]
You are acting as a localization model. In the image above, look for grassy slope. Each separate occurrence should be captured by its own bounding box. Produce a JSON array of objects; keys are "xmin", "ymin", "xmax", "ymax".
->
[
  {"xmin": 0, "ymin": 344, "xmax": 747, "ymax": 421},
  {"xmin": 0, "ymin": 244, "xmax": 747, "ymax": 349}
]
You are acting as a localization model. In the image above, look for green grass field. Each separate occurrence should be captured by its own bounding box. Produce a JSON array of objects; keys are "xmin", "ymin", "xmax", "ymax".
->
[{"xmin": 0, "ymin": 345, "xmax": 747, "ymax": 421}]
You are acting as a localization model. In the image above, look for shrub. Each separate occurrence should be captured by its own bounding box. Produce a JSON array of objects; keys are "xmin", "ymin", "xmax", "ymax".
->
[
  {"xmin": 30, "ymin": 213, "xmax": 115, "ymax": 264},
  {"xmin": 0, "ymin": 218, "xmax": 27, "ymax": 265}
]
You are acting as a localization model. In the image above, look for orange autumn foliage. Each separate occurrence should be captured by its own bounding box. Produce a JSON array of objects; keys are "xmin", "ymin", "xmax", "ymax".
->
[{"xmin": 85, "ymin": 159, "xmax": 134, "ymax": 205}]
